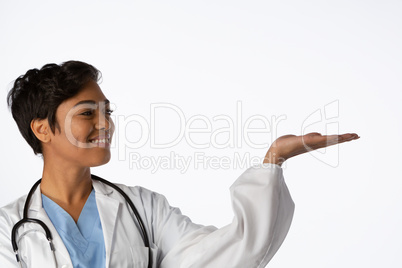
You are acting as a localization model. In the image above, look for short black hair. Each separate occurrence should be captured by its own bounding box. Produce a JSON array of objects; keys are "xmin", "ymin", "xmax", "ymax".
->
[{"xmin": 7, "ymin": 60, "xmax": 101, "ymax": 155}]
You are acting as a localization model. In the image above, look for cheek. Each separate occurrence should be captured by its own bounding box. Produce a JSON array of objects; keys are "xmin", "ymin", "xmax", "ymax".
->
[
  {"xmin": 67, "ymin": 121, "xmax": 93, "ymax": 144},
  {"xmin": 109, "ymin": 119, "xmax": 115, "ymax": 136}
]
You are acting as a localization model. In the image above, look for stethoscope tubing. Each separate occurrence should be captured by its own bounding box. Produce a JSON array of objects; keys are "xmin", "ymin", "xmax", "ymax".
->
[
  {"xmin": 91, "ymin": 174, "xmax": 153, "ymax": 266},
  {"xmin": 11, "ymin": 175, "xmax": 152, "ymax": 268}
]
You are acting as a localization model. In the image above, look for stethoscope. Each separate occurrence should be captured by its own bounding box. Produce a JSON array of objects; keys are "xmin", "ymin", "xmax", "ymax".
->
[{"xmin": 11, "ymin": 174, "xmax": 152, "ymax": 268}]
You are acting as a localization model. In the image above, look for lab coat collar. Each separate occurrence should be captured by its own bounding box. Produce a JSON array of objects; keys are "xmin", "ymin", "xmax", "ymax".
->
[
  {"xmin": 92, "ymin": 178, "xmax": 114, "ymax": 196},
  {"xmin": 26, "ymin": 180, "xmax": 42, "ymax": 213},
  {"xmin": 26, "ymin": 178, "xmax": 114, "ymax": 213},
  {"xmin": 26, "ymin": 178, "xmax": 118, "ymax": 267},
  {"xmin": 24, "ymin": 181, "xmax": 73, "ymax": 266},
  {"xmin": 91, "ymin": 179, "xmax": 120, "ymax": 268}
]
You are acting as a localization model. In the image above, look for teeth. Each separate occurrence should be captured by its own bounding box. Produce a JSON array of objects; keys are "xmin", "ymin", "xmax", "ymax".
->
[{"xmin": 90, "ymin": 138, "xmax": 110, "ymax": 144}]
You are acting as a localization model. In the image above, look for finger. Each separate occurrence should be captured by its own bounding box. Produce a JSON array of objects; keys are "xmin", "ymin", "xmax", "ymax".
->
[
  {"xmin": 302, "ymin": 133, "xmax": 359, "ymax": 150},
  {"xmin": 338, "ymin": 133, "xmax": 360, "ymax": 140},
  {"xmin": 324, "ymin": 133, "xmax": 359, "ymax": 143},
  {"xmin": 337, "ymin": 135, "xmax": 360, "ymax": 145},
  {"xmin": 326, "ymin": 134, "xmax": 360, "ymax": 147},
  {"xmin": 302, "ymin": 132, "xmax": 360, "ymax": 142}
]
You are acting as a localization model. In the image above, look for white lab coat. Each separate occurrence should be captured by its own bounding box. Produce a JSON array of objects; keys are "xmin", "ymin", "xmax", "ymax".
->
[{"xmin": 0, "ymin": 163, "xmax": 294, "ymax": 268}]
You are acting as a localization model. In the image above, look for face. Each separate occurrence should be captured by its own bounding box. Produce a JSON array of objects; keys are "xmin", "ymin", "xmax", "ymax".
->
[{"xmin": 45, "ymin": 80, "xmax": 114, "ymax": 168}]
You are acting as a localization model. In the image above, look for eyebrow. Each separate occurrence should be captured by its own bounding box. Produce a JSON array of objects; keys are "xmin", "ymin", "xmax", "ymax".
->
[{"xmin": 73, "ymin": 99, "xmax": 110, "ymax": 108}]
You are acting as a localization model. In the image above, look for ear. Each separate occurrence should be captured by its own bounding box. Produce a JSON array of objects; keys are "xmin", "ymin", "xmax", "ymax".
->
[{"xmin": 30, "ymin": 119, "xmax": 51, "ymax": 143}]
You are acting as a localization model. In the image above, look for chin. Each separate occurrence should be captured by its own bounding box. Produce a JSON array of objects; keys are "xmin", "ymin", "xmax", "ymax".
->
[{"xmin": 87, "ymin": 151, "xmax": 112, "ymax": 167}]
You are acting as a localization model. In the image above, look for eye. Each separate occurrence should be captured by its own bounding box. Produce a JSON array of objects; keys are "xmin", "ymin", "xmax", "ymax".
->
[
  {"xmin": 105, "ymin": 109, "xmax": 114, "ymax": 116},
  {"xmin": 80, "ymin": 110, "xmax": 94, "ymax": 116}
]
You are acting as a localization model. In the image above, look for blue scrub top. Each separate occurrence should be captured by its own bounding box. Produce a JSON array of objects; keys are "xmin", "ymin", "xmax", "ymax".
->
[{"xmin": 42, "ymin": 189, "xmax": 106, "ymax": 268}]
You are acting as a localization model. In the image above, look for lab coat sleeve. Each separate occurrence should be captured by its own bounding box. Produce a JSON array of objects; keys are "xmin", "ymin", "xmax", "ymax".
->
[{"xmin": 154, "ymin": 163, "xmax": 295, "ymax": 268}]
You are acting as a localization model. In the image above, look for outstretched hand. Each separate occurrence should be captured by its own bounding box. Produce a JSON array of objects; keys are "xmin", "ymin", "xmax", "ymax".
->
[{"xmin": 263, "ymin": 132, "xmax": 360, "ymax": 166}]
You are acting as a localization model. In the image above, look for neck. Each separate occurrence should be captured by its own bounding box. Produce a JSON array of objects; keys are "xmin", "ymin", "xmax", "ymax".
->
[{"xmin": 40, "ymin": 160, "xmax": 93, "ymax": 222}]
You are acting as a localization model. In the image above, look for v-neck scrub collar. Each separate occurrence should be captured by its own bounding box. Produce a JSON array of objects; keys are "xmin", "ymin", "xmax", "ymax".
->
[{"xmin": 42, "ymin": 189, "xmax": 106, "ymax": 268}]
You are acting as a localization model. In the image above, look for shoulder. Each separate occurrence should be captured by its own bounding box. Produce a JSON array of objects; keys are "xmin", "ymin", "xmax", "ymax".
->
[
  {"xmin": 0, "ymin": 195, "xmax": 27, "ymax": 246},
  {"xmin": 116, "ymin": 183, "xmax": 162, "ymax": 197},
  {"xmin": 93, "ymin": 180, "xmax": 182, "ymax": 230},
  {"xmin": 92, "ymin": 178, "xmax": 171, "ymax": 209},
  {"xmin": 113, "ymin": 183, "xmax": 170, "ymax": 207},
  {"xmin": 0, "ymin": 195, "xmax": 26, "ymax": 225}
]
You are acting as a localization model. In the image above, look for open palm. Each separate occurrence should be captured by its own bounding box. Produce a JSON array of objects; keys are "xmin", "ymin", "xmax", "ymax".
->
[{"xmin": 263, "ymin": 132, "xmax": 360, "ymax": 166}]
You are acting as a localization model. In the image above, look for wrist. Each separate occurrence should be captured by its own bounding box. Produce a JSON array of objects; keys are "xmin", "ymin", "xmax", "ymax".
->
[{"xmin": 263, "ymin": 149, "xmax": 286, "ymax": 166}]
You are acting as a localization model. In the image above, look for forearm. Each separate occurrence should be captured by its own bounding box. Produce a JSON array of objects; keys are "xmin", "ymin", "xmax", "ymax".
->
[{"xmin": 160, "ymin": 164, "xmax": 295, "ymax": 267}]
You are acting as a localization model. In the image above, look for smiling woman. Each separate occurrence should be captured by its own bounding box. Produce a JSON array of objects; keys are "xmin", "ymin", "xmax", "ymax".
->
[
  {"xmin": 0, "ymin": 60, "xmax": 359, "ymax": 268},
  {"xmin": 34, "ymin": 80, "xmax": 115, "ymax": 167}
]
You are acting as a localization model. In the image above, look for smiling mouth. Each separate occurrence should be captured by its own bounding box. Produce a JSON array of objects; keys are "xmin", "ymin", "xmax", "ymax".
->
[
  {"xmin": 88, "ymin": 134, "xmax": 111, "ymax": 146},
  {"xmin": 90, "ymin": 138, "xmax": 111, "ymax": 144}
]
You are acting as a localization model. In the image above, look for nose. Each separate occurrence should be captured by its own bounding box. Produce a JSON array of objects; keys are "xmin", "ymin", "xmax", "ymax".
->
[{"xmin": 95, "ymin": 110, "xmax": 114, "ymax": 132}]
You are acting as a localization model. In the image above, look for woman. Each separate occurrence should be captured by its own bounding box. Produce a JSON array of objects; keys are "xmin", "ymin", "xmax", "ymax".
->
[{"xmin": 0, "ymin": 61, "xmax": 359, "ymax": 267}]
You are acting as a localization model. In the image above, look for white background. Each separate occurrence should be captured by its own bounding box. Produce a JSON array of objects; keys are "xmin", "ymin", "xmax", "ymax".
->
[{"xmin": 1, "ymin": 1, "xmax": 401, "ymax": 267}]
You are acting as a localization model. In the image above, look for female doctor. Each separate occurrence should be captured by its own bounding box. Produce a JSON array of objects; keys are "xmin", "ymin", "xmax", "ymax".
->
[{"xmin": 0, "ymin": 61, "xmax": 359, "ymax": 268}]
